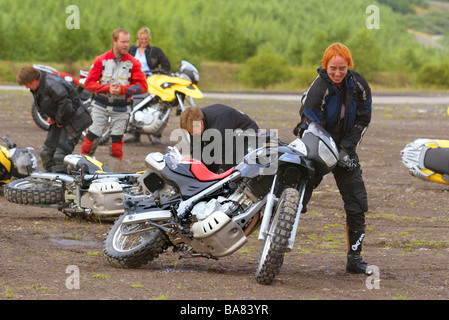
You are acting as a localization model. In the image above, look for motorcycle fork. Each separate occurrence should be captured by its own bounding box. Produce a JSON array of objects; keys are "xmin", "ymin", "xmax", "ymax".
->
[
  {"xmin": 287, "ymin": 181, "xmax": 306, "ymax": 251},
  {"xmin": 258, "ymin": 175, "xmax": 278, "ymax": 241},
  {"xmin": 257, "ymin": 174, "xmax": 307, "ymax": 251}
]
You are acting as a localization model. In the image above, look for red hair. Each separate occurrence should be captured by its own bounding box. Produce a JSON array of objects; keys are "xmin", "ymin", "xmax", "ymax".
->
[{"xmin": 321, "ymin": 43, "xmax": 354, "ymax": 69}]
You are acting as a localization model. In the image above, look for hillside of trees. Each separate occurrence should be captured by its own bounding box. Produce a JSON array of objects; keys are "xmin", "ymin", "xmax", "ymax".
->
[{"xmin": 1, "ymin": 0, "xmax": 448, "ymax": 89}]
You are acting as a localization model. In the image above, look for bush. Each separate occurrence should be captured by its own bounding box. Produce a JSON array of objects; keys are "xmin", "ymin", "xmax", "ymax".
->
[
  {"xmin": 238, "ymin": 48, "xmax": 292, "ymax": 88},
  {"xmin": 417, "ymin": 62, "xmax": 449, "ymax": 87}
]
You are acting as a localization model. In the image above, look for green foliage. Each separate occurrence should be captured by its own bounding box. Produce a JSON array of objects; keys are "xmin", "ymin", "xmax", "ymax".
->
[
  {"xmin": 346, "ymin": 29, "xmax": 381, "ymax": 80},
  {"xmin": 417, "ymin": 62, "xmax": 449, "ymax": 87},
  {"xmin": 377, "ymin": 0, "xmax": 428, "ymax": 13},
  {"xmin": 238, "ymin": 47, "xmax": 292, "ymax": 88},
  {"xmin": 0, "ymin": 0, "xmax": 448, "ymax": 88}
]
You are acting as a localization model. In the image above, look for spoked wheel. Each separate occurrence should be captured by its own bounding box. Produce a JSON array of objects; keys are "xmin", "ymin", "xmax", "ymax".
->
[
  {"xmin": 4, "ymin": 177, "xmax": 65, "ymax": 205},
  {"xmin": 255, "ymin": 187, "xmax": 299, "ymax": 285},
  {"xmin": 104, "ymin": 213, "xmax": 171, "ymax": 268},
  {"xmin": 31, "ymin": 103, "xmax": 50, "ymax": 131}
]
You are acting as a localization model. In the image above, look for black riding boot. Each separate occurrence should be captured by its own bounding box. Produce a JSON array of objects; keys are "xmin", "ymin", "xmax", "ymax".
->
[{"xmin": 346, "ymin": 227, "xmax": 373, "ymax": 275}]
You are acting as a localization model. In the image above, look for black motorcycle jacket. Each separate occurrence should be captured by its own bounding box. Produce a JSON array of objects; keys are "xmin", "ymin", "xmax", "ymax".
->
[
  {"xmin": 129, "ymin": 45, "xmax": 171, "ymax": 72},
  {"xmin": 31, "ymin": 72, "xmax": 82, "ymax": 127},
  {"xmin": 192, "ymin": 104, "xmax": 259, "ymax": 173},
  {"xmin": 298, "ymin": 67, "xmax": 372, "ymax": 151}
]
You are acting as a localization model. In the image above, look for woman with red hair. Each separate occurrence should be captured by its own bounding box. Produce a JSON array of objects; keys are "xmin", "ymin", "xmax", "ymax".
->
[{"xmin": 294, "ymin": 43, "xmax": 373, "ymax": 275}]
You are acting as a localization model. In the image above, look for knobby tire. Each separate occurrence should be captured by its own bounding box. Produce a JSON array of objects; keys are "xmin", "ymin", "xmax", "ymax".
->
[
  {"xmin": 104, "ymin": 213, "xmax": 171, "ymax": 268},
  {"xmin": 255, "ymin": 187, "xmax": 299, "ymax": 285},
  {"xmin": 4, "ymin": 177, "xmax": 64, "ymax": 205}
]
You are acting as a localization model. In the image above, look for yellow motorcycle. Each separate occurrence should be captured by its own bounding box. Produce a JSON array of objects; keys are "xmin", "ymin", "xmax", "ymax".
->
[
  {"xmin": 128, "ymin": 60, "xmax": 203, "ymax": 137},
  {"xmin": 0, "ymin": 137, "xmax": 39, "ymax": 186},
  {"xmin": 401, "ymin": 139, "xmax": 449, "ymax": 185}
]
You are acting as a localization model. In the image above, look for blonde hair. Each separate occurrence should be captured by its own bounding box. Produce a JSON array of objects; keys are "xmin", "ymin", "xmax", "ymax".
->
[
  {"xmin": 321, "ymin": 43, "xmax": 354, "ymax": 69},
  {"xmin": 136, "ymin": 27, "xmax": 151, "ymax": 46},
  {"xmin": 17, "ymin": 66, "xmax": 40, "ymax": 85},
  {"xmin": 180, "ymin": 106, "xmax": 204, "ymax": 133}
]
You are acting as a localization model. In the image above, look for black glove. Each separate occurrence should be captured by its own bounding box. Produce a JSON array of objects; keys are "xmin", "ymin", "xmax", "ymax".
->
[
  {"xmin": 293, "ymin": 122, "xmax": 303, "ymax": 136},
  {"xmin": 338, "ymin": 148, "xmax": 359, "ymax": 171}
]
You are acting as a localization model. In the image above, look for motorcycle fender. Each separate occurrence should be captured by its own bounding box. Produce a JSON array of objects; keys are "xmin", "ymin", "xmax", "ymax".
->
[
  {"xmin": 147, "ymin": 74, "xmax": 187, "ymax": 101},
  {"xmin": 278, "ymin": 153, "xmax": 302, "ymax": 166},
  {"xmin": 30, "ymin": 172, "xmax": 74, "ymax": 184},
  {"xmin": 122, "ymin": 209, "xmax": 172, "ymax": 225}
]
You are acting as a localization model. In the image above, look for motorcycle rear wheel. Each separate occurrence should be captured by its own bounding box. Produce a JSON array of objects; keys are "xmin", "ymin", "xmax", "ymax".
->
[
  {"xmin": 104, "ymin": 213, "xmax": 171, "ymax": 268},
  {"xmin": 4, "ymin": 177, "xmax": 65, "ymax": 205},
  {"xmin": 255, "ymin": 187, "xmax": 299, "ymax": 285},
  {"xmin": 31, "ymin": 103, "xmax": 50, "ymax": 131}
]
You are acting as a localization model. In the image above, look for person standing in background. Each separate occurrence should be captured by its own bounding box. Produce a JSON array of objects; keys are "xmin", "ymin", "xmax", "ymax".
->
[
  {"xmin": 125, "ymin": 27, "xmax": 171, "ymax": 145},
  {"xmin": 80, "ymin": 28, "xmax": 147, "ymax": 172}
]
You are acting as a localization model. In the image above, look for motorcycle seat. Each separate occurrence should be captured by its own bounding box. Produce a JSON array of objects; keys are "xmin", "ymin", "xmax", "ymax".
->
[
  {"xmin": 424, "ymin": 148, "xmax": 449, "ymax": 175},
  {"xmin": 183, "ymin": 159, "xmax": 234, "ymax": 181}
]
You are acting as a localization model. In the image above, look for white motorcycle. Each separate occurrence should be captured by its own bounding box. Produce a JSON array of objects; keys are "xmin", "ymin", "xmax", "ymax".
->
[
  {"xmin": 104, "ymin": 123, "xmax": 339, "ymax": 284},
  {"xmin": 4, "ymin": 154, "xmax": 150, "ymax": 219}
]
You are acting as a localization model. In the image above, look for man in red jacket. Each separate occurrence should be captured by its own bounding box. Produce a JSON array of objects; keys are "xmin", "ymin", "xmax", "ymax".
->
[{"xmin": 81, "ymin": 28, "xmax": 148, "ymax": 171}]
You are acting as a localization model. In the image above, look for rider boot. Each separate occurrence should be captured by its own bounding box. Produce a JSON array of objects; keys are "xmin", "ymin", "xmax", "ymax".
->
[
  {"xmin": 80, "ymin": 132, "xmax": 99, "ymax": 156},
  {"xmin": 346, "ymin": 226, "xmax": 373, "ymax": 275},
  {"xmin": 109, "ymin": 138, "xmax": 124, "ymax": 172}
]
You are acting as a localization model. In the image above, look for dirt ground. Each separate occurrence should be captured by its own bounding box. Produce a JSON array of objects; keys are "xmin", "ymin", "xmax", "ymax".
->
[{"xmin": 1, "ymin": 90, "xmax": 449, "ymax": 304}]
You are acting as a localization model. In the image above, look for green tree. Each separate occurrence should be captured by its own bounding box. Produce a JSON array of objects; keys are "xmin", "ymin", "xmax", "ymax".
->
[
  {"xmin": 238, "ymin": 46, "xmax": 292, "ymax": 88},
  {"xmin": 346, "ymin": 29, "xmax": 381, "ymax": 80}
]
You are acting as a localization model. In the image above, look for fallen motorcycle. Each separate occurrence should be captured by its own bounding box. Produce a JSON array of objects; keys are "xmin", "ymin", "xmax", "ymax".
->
[
  {"xmin": 4, "ymin": 154, "xmax": 150, "ymax": 219},
  {"xmin": 0, "ymin": 137, "xmax": 39, "ymax": 186},
  {"xmin": 104, "ymin": 122, "xmax": 339, "ymax": 285},
  {"xmin": 401, "ymin": 138, "xmax": 449, "ymax": 185}
]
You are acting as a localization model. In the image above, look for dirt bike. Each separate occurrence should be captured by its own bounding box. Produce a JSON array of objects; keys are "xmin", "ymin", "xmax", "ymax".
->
[
  {"xmin": 401, "ymin": 138, "xmax": 449, "ymax": 185},
  {"xmin": 103, "ymin": 122, "xmax": 339, "ymax": 285},
  {"xmin": 4, "ymin": 154, "xmax": 151, "ymax": 219},
  {"xmin": 0, "ymin": 137, "xmax": 40, "ymax": 186},
  {"xmin": 31, "ymin": 64, "xmax": 92, "ymax": 132}
]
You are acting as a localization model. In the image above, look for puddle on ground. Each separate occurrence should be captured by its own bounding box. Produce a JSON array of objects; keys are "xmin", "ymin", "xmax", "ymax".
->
[{"xmin": 49, "ymin": 237, "xmax": 100, "ymax": 248}]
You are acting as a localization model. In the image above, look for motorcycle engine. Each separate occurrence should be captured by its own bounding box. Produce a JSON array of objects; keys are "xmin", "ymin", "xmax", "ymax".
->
[
  {"xmin": 79, "ymin": 180, "xmax": 125, "ymax": 217},
  {"xmin": 190, "ymin": 185, "xmax": 255, "ymax": 221},
  {"xmin": 133, "ymin": 104, "xmax": 166, "ymax": 134}
]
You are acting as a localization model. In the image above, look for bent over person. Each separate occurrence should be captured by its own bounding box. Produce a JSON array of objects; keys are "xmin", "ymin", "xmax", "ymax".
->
[
  {"xmin": 81, "ymin": 28, "xmax": 148, "ymax": 172},
  {"xmin": 17, "ymin": 66, "xmax": 92, "ymax": 171},
  {"xmin": 293, "ymin": 43, "xmax": 373, "ymax": 275},
  {"xmin": 180, "ymin": 104, "xmax": 259, "ymax": 174}
]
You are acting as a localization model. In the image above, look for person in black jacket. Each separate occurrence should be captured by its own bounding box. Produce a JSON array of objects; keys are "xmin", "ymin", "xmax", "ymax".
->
[
  {"xmin": 294, "ymin": 43, "xmax": 373, "ymax": 275},
  {"xmin": 17, "ymin": 66, "xmax": 92, "ymax": 171},
  {"xmin": 180, "ymin": 104, "xmax": 259, "ymax": 173},
  {"xmin": 125, "ymin": 27, "xmax": 171, "ymax": 145}
]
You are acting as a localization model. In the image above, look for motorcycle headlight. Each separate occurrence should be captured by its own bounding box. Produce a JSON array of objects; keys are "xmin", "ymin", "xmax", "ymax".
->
[
  {"xmin": 12, "ymin": 148, "xmax": 40, "ymax": 176},
  {"xmin": 318, "ymin": 140, "xmax": 337, "ymax": 168}
]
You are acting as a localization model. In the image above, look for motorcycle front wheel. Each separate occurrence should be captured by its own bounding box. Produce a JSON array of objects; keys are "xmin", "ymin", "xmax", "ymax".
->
[
  {"xmin": 4, "ymin": 177, "xmax": 65, "ymax": 205},
  {"xmin": 255, "ymin": 187, "xmax": 299, "ymax": 285},
  {"xmin": 104, "ymin": 213, "xmax": 171, "ymax": 268}
]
